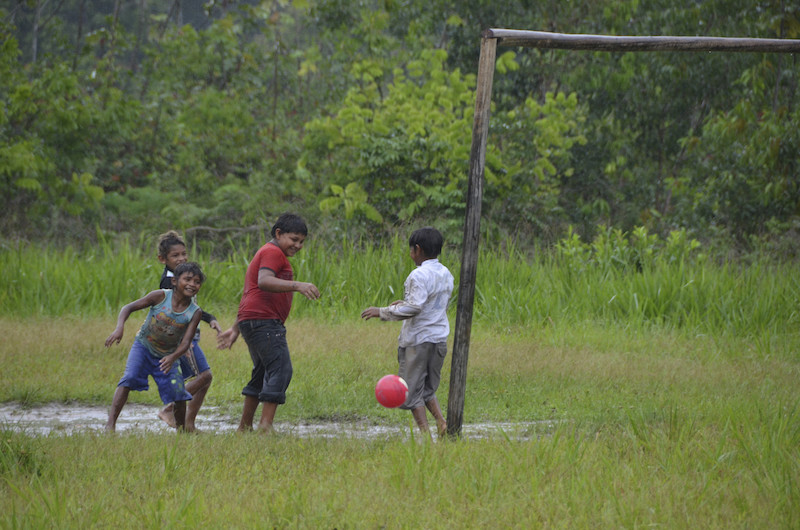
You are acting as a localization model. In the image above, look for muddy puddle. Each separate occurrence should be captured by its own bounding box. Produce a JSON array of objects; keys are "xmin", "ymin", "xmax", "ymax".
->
[{"xmin": 0, "ymin": 402, "xmax": 551, "ymax": 440}]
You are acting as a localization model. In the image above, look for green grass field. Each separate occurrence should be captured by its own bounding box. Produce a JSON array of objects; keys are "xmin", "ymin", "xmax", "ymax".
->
[{"xmin": 1, "ymin": 239, "xmax": 799, "ymax": 528}]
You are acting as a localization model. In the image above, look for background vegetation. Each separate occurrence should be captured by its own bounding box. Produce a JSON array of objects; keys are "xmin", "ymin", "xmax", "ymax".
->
[
  {"xmin": 2, "ymin": 0, "xmax": 799, "ymax": 255},
  {"xmin": 2, "ymin": 3, "xmax": 799, "ymax": 526}
]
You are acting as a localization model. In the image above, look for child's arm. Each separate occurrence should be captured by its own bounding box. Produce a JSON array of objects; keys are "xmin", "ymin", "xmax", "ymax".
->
[
  {"xmin": 257, "ymin": 269, "xmax": 320, "ymax": 300},
  {"xmin": 361, "ymin": 277, "xmax": 425, "ymax": 321},
  {"xmin": 217, "ymin": 321, "xmax": 240, "ymax": 350},
  {"xmin": 104, "ymin": 290, "xmax": 167, "ymax": 347},
  {"xmin": 361, "ymin": 300, "xmax": 421, "ymax": 321},
  {"xmin": 158, "ymin": 308, "xmax": 203, "ymax": 374},
  {"xmin": 201, "ymin": 309, "xmax": 222, "ymax": 334}
]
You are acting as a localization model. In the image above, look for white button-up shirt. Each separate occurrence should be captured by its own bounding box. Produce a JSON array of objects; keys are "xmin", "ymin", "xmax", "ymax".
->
[{"xmin": 379, "ymin": 258, "xmax": 454, "ymax": 347}]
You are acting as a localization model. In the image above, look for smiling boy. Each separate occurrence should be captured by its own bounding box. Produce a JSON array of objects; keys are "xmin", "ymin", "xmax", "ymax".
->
[
  {"xmin": 104, "ymin": 262, "xmax": 205, "ymax": 432},
  {"xmin": 217, "ymin": 213, "xmax": 320, "ymax": 433}
]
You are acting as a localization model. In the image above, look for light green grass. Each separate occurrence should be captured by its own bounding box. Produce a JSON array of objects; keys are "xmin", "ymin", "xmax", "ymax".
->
[{"xmin": 1, "ymin": 317, "xmax": 799, "ymax": 528}]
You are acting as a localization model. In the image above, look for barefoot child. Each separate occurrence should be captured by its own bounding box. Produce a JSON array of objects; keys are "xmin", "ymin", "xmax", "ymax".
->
[
  {"xmin": 361, "ymin": 227, "xmax": 454, "ymax": 439},
  {"xmin": 217, "ymin": 213, "xmax": 321, "ymax": 433},
  {"xmin": 154, "ymin": 231, "xmax": 220, "ymax": 432},
  {"xmin": 104, "ymin": 262, "xmax": 205, "ymax": 432}
]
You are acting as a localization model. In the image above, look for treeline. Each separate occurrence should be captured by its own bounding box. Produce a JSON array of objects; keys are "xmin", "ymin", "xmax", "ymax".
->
[{"xmin": 1, "ymin": 0, "xmax": 799, "ymax": 257}]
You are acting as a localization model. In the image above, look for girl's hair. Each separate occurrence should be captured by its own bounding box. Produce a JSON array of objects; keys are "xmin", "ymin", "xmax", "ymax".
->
[
  {"xmin": 271, "ymin": 213, "xmax": 308, "ymax": 238},
  {"xmin": 174, "ymin": 262, "xmax": 205, "ymax": 284},
  {"xmin": 409, "ymin": 227, "xmax": 444, "ymax": 258},
  {"xmin": 157, "ymin": 230, "xmax": 185, "ymax": 258}
]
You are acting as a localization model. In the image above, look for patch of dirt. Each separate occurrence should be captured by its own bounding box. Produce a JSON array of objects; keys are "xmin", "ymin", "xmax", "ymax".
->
[{"xmin": 0, "ymin": 402, "xmax": 552, "ymax": 439}]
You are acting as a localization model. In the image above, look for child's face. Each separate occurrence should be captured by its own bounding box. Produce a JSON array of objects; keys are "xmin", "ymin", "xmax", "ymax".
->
[
  {"xmin": 273, "ymin": 230, "xmax": 306, "ymax": 257},
  {"xmin": 172, "ymin": 272, "xmax": 202, "ymax": 298},
  {"xmin": 159, "ymin": 244, "xmax": 188, "ymax": 271}
]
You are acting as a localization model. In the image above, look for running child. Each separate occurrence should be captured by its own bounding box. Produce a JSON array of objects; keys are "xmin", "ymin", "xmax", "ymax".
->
[
  {"xmin": 217, "ymin": 213, "xmax": 321, "ymax": 433},
  {"xmin": 104, "ymin": 262, "xmax": 205, "ymax": 432},
  {"xmin": 153, "ymin": 231, "xmax": 220, "ymax": 432}
]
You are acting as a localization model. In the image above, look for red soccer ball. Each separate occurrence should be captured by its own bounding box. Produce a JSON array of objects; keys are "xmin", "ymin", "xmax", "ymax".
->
[{"xmin": 375, "ymin": 375, "xmax": 408, "ymax": 408}]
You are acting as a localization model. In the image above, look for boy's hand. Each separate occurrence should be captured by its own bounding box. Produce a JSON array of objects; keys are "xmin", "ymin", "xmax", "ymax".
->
[
  {"xmin": 104, "ymin": 328, "xmax": 123, "ymax": 347},
  {"xmin": 296, "ymin": 282, "xmax": 321, "ymax": 301},
  {"xmin": 361, "ymin": 307, "xmax": 381, "ymax": 320},
  {"xmin": 208, "ymin": 319, "xmax": 222, "ymax": 335},
  {"xmin": 159, "ymin": 354, "xmax": 178, "ymax": 374},
  {"xmin": 217, "ymin": 327, "xmax": 239, "ymax": 350}
]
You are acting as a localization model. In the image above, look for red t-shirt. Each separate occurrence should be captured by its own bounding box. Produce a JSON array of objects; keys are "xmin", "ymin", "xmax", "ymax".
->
[{"xmin": 237, "ymin": 242, "xmax": 293, "ymax": 323}]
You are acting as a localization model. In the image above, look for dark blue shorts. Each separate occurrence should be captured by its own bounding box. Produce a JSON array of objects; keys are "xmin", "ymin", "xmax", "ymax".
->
[
  {"xmin": 118, "ymin": 340, "xmax": 193, "ymax": 404},
  {"xmin": 239, "ymin": 319, "xmax": 292, "ymax": 404}
]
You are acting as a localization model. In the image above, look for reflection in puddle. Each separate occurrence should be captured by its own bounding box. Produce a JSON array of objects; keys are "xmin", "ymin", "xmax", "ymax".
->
[{"xmin": 0, "ymin": 402, "xmax": 554, "ymax": 440}]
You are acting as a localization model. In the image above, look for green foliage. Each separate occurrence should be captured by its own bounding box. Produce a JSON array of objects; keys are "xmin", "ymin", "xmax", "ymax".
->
[
  {"xmin": 1, "ymin": 0, "xmax": 799, "ymax": 254},
  {"xmin": 673, "ymin": 60, "xmax": 800, "ymax": 242}
]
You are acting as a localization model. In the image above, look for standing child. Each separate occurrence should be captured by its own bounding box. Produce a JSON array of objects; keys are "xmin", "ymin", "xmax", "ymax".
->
[
  {"xmin": 104, "ymin": 262, "xmax": 206, "ymax": 432},
  {"xmin": 361, "ymin": 227, "xmax": 454, "ymax": 439},
  {"xmin": 217, "ymin": 213, "xmax": 321, "ymax": 433},
  {"xmin": 154, "ymin": 230, "xmax": 220, "ymax": 432}
]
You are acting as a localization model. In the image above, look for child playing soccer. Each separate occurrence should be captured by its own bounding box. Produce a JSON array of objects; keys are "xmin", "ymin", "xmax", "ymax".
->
[
  {"xmin": 217, "ymin": 213, "xmax": 321, "ymax": 433},
  {"xmin": 104, "ymin": 262, "xmax": 206, "ymax": 432},
  {"xmin": 154, "ymin": 230, "xmax": 220, "ymax": 432},
  {"xmin": 361, "ymin": 227, "xmax": 454, "ymax": 439}
]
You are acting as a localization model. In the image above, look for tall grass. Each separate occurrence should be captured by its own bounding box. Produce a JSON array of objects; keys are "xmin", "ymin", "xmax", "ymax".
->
[{"xmin": 2, "ymin": 234, "xmax": 797, "ymax": 341}]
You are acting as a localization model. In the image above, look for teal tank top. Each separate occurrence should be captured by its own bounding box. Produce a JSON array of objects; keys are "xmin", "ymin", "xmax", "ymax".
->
[{"xmin": 136, "ymin": 289, "xmax": 200, "ymax": 358}]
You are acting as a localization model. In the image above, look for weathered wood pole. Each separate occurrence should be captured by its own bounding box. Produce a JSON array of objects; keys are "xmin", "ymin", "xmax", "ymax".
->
[{"xmin": 446, "ymin": 36, "xmax": 496, "ymax": 436}]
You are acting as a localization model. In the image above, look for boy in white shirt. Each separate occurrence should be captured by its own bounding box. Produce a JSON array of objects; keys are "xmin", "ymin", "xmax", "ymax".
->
[{"xmin": 361, "ymin": 227, "xmax": 454, "ymax": 438}]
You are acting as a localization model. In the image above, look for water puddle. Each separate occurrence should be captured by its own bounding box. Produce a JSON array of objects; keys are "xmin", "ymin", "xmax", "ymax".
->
[{"xmin": 0, "ymin": 402, "xmax": 553, "ymax": 440}]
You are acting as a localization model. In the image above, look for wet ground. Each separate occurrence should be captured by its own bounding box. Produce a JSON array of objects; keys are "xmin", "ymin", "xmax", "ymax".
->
[{"xmin": 0, "ymin": 402, "xmax": 550, "ymax": 440}]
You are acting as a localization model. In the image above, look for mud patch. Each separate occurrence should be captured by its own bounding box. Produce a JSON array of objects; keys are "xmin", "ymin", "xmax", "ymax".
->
[{"xmin": 0, "ymin": 402, "xmax": 553, "ymax": 440}]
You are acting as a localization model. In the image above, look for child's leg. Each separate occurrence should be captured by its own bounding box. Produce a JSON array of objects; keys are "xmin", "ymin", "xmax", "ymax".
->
[
  {"xmin": 184, "ymin": 369, "xmax": 212, "ymax": 431},
  {"xmin": 425, "ymin": 397, "xmax": 447, "ymax": 437},
  {"xmin": 161, "ymin": 342, "xmax": 213, "ymax": 431},
  {"xmin": 238, "ymin": 395, "xmax": 259, "ymax": 432},
  {"xmin": 111, "ymin": 341, "xmax": 151, "ymax": 431},
  {"xmin": 173, "ymin": 400, "xmax": 187, "ymax": 431},
  {"xmin": 161, "ymin": 370, "xmax": 212, "ymax": 430},
  {"xmin": 257, "ymin": 402, "xmax": 278, "ymax": 433},
  {"xmin": 411, "ymin": 406, "xmax": 431, "ymax": 438},
  {"xmin": 106, "ymin": 386, "xmax": 130, "ymax": 432}
]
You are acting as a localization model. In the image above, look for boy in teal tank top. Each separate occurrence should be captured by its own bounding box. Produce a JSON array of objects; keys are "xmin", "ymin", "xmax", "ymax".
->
[{"xmin": 104, "ymin": 262, "xmax": 205, "ymax": 432}]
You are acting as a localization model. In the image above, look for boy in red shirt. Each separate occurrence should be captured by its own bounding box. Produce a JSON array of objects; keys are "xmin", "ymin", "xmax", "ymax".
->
[{"xmin": 217, "ymin": 213, "xmax": 320, "ymax": 433}]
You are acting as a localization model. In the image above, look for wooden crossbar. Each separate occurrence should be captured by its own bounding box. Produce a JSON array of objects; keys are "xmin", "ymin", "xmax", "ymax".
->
[{"xmin": 485, "ymin": 29, "xmax": 800, "ymax": 52}]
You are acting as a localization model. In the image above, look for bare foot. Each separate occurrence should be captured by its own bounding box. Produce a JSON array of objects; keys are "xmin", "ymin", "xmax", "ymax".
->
[
  {"xmin": 436, "ymin": 420, "xmax": 447, "ymax": 438},
  {"xmin": 158, "ymin": 407, "xmax": 177, "ymax": 428},
  {"xmin": 256, "ymin": 424, "xmax": 275, "ymax": 435}
]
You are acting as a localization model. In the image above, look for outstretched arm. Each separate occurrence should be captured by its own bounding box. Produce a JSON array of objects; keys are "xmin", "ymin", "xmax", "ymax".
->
[
  {"xmin": 201, "ymin": 309, "xmax": 222, "ymax": 334},
  {"xmin": 257, "ymin": 268, "xmax": 320, "ymax": 300},
  {"xmin": 217, "ymin": 321, "xmax": 240, "ymax": 350},
  {"xmin": 104, "ymin": 290, "xmax": 167, "ymax": 347}
]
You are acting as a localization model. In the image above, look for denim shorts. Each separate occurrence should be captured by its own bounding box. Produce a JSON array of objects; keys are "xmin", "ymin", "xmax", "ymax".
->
[
  {"xmin": 118, "ymin": 339, "xmax": 193, "ymax": 405},
  {"xmin": 239, "ymin": 319, "xmax": 292, "ymax": 404}
]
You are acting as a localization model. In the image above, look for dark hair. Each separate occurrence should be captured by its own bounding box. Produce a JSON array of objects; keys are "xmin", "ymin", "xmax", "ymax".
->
[
  {"xmin": 409, "ymin": 227, "xmax": 444, "ymax": 258},
  {"xmin": 271, "ymin": 213, "xmax": 308, "ymax": 238},
  {"xmin": 157, "ymin": 230, "xmax": 185, "ymax": 259},
  {"xmin": 173, "ymin": 262, "xmax": 205, "ymax": 284}
]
